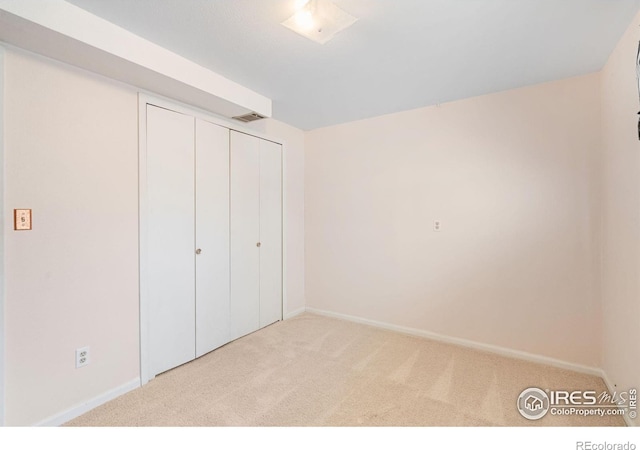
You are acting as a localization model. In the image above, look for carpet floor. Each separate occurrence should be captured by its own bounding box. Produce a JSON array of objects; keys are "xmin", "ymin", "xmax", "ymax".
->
[{"xmin": 66, "ymin": 313, "xmax": 625, "ymax": 426}]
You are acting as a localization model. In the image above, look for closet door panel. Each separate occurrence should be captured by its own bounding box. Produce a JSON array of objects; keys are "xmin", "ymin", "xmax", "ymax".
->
[
  {"xmin": 146, "ymin": 105, "xmax": 196, "ymax": 376},
  {"xmin": 230, "ymin": 131, "xmax": 260, "ymax": 340},
  {"xmin": 195, "ymin": 119, "xmax": 230, "ymax": 357},
  {"xmin": 259, "ymin": 140, "xmax": 283, "ymax": 327}
]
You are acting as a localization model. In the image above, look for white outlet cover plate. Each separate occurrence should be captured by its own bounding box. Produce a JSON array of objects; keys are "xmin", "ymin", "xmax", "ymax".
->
[{"xmin": 76, "ymin": 346, "xmax": 90, "ymax": 368}]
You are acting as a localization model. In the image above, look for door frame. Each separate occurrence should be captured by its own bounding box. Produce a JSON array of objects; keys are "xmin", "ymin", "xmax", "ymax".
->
[{"xmin": 138, "ymin": 93, "xmax": 284, "ymax": 385}]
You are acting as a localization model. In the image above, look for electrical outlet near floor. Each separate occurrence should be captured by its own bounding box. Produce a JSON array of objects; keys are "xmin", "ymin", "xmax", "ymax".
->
[
  {"xmin": 76, "ymin": 346, "xmax": 90, "ymax": 368},
  {"xmin": 433, "ymin": 220, "xmax": 442, "ymax": 232}
]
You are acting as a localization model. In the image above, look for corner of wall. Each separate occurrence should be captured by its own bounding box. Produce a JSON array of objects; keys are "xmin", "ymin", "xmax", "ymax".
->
[
  {"xmin": 598, "ymin": 8, "xmax": 640, "ymax": 426},
  {"xmin": 594, "ymin": 69, "xmax": 605, "ymax": 371}
]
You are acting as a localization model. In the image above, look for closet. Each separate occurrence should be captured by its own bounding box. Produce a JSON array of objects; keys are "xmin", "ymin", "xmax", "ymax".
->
[{"xmin": 143, "ymin": 104, "xmax": 282, "ymax": 380}]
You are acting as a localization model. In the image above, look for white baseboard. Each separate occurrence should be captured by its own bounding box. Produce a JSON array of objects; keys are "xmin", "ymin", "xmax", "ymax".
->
[
  {"xmin": 284, "ymin": 306, "xmax": 306, "ymax": 320},
  {"xmin": 34, "ymin": 378, "xmax": 140, "ymax": 427},
  {"xmin": 305, "ymin": 307, "xmax": 602, "ymax": 377}
]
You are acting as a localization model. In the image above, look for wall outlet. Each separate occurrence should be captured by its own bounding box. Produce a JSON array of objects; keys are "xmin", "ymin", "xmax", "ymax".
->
[
  {"xmin": 76, "ymin": 346, "xmax": 90, "ymax": 368},
  {"xmin": 433, "ymin": 220, "xmax": 442, "ymax": 232}
]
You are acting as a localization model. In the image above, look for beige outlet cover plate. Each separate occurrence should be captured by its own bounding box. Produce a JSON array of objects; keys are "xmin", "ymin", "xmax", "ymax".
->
[{"xmin": 14, "ymin": 209, "xmax": 32, "ymax": 230}]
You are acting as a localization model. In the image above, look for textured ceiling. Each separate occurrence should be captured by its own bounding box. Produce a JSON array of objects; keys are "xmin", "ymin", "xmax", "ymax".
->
[{"xmin": 65, "ymin": 0, "xmax": 640, "ymax": 130}]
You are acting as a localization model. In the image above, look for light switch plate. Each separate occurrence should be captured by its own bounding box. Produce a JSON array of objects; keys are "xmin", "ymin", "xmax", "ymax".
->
[{"xmin": 14, "ymin": 209, "xmax": 32, "ymax": 231}]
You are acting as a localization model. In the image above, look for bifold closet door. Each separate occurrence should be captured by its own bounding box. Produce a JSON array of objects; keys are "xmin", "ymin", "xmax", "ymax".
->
[
  {"xmin": 230, "ymin": 131, "xmax": 261, "ymax": 340},
  {"xmin": 259, "ymin": 139, "xmax": 282, "ymax": 327},
  {"xmin": 146, "ymin": 105, "xmax": 196, "ymax": 376},
  {"xmin": 230, "ymin": 131, "xmax": 283, "ymax": 340},
  {"xmin": 195, "ymin": 119, "xmax": 230, "ymax": 357}
]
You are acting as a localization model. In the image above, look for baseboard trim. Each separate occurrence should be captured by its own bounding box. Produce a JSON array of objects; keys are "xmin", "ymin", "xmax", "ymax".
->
[
  {"xmin": 305, "ymin": 307, "xmax": 602, "ymax": 377},
  {"xmin": 284, "ymin": 306, "xmax": 306, "ymax": 320},
  {"xmin": 34, "ymin": 378, "xmax": 141, "ymax": 427}
]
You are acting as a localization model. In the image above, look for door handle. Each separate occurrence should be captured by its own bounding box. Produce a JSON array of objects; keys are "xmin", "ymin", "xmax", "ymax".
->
[{"xmin": 195, "ymin": 248, "xmax": 202, "ymax": 255}]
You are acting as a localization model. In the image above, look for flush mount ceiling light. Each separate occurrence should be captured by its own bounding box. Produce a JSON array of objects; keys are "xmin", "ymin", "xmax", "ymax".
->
[{"xmin": 281, "ymin": 0, "xmax": 358, "ymax": 45}]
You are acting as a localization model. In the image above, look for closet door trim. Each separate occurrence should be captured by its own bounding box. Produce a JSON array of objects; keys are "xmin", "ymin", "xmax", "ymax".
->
[{"xmin": 139, "ymin": 96, "xmax": 151, "ymax": 385}]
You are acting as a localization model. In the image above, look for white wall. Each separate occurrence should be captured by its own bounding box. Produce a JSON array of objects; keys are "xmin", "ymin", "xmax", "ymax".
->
[
  {"xmin": 601, "ymin": 10, "xmax": 640, "ymax": 426},
  {"xmin": 246, "ymin": 119, "xmax": 305, "ymax": 317},
  {"xmin": 4, "ymin": 49, "xmax": 140, "ymax": 425},
  {"xmin": 305, "ymin": 73, "xmax": 603, "ymax": 368},
  {"xmin": 1, "ymin": 47, "xmax": 307, "ymax": 426}
]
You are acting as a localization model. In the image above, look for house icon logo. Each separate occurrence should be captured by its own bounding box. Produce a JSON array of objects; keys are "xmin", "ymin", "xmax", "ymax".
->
[
  {"xmin": 526, "ymin": 395, "xmax": 544, "ymax": 411},
  {"xmin": 517, "ymin": 387, "xmax": 550, "ymax": 420}
]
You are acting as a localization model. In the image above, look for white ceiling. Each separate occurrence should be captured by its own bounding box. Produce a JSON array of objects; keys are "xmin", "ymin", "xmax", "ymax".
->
[{"xmin": 65, "ymin": 0, "xmax": 640, "ymax": 130}]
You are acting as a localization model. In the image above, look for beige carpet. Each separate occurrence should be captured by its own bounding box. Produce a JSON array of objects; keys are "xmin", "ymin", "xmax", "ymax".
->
[{"xmin": 66, "ymin": 313, "xmax": 624, "ymax": 427}]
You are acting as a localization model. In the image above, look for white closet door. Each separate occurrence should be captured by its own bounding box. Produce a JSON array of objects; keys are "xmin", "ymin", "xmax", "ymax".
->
[
  {"xmin": 195, "ymin": 119, "xmax": 230, "ymax": 357},
  {"xmin": 146, "ymin": 105, "xmax": 196, "ymax": 376},
  {"xmin": 230, "ymin": 131, "xmax": 260, "ymax": 340},
  {"xmin": 259, "ymin": 140, "xmax": 283, "ymax": 327}
]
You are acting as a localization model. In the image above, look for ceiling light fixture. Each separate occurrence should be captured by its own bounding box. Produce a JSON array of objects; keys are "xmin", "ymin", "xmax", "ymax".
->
[
  {"xmin": 294, "ymin": 8, "xmax": 315, "ymax": 31},
  {"xmin": 281, "ymin": 0, "xmax": 358, "ymax": 45}
]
